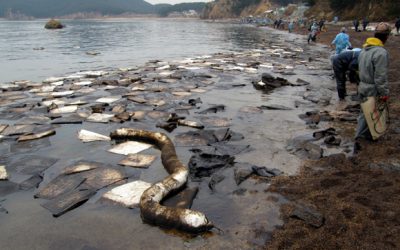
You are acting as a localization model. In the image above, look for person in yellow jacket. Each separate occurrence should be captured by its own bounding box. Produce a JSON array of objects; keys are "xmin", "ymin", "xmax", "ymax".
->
[{"xmin": 354, "ymin": 22, "xmax": 391, "ymax": 153}]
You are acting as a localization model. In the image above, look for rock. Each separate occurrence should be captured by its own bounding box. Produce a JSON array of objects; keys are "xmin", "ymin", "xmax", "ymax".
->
[
  {"xmin": 324, "ymin": 135, "xmax": 341, "ymax": 146},
  {"xmin": 232, "ymin": 188, "xmax": 247, "ymax": 196},
  {"xmin": 234, "ymin": 163, "xmax": 254, "ymax": 185},
  {"xmin": 252, "ymin": 73, "xmax": 289, "ymax": 92},
  {"xmin": 313, "ymin": 128, "xmax": 336, "ymax": 140},
  {"xmin": 290, "ymin": 203, "xmax": 325, "ymax": 228},
  {"xmin": 286, "ymin": 135, "xmax": 323, "ymax": 160},
  {"xmin": 188, "ymin": 150, "xmax": 234, "ymax": 179},
  {"xmin": 252, "ymin": 166, "xmax": 283, "ymax": 177},
  {"xmin": 44, "ymin": 19, "xmax": 64, "ymax": 29},
  {"xmin": 260, "ymin": 104, "xmax": 292, "ymax": 110},
  {"xmin": 156, "ymin": 122, "xmax": 177, "ymax": 132},
  {"xmin": 197, "ymin": 105, "xmax": 225, "ymax": 114},
  {"xmin": 188, "ymin": 98, "xmax": 202, "ymax": 106},
  {"xmin": 208, "ymin": 173, "xmax": 225, "ymax": 191}
]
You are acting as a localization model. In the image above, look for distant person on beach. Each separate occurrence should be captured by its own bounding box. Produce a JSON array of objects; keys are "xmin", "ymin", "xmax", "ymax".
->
[
  {"xmin": 319, "ymin": 19, "xmax": 325, "ymax": 32},
  {"xmin": 307, "ymin": 22, "xmax": 319, "ymax": 43},
  {"xmin": 333, "ymin": 16, "xmax": 338, "ymax": 24},
  {"xmin": 332, "ymin": 49, "xmax": 361, "ymax": 100},
  {"xmin": 353, "ymin": 19, "xmax": 360, "ymax": 32},
  {"xmin": 288, "ymin": 20, "xmax": 294, "ymax": 33},
  {"xmin": 395, "ymin": 17, "xmax": 400, "ymax": 34},
  {"xmin": 362, "ymin": 17, "xmax": 369, "ymax": 31},
  {"xmin": 331, "ymin": 27, "xmax": 352, "ymax": 55},
  {"xmin": 354, "ymin": 22, "xmax": 391, "ymax": 151}
]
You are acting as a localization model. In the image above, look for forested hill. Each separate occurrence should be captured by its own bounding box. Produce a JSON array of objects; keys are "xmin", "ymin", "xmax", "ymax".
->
[
  {"xmin": 0, "ymin": 0, "xmax": 206, "ymax": 18},
  {"xmin": 201, "ymin": 0, "xmax": 400, "ymax": 20}
]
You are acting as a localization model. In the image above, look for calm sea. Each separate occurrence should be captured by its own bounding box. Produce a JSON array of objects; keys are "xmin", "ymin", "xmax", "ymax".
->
[{"xmin": 0, "ymin": 18, "xmax": 267, "ymax": 83}]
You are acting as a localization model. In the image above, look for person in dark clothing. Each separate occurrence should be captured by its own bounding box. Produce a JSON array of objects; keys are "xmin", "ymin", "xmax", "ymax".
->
[
  {"xmin": 353, "ymin": 19, "xmax": 360, "ymax": 32},
  {"xmin": 362, "ymin": 17, "xmax": 369, "ymax": 31},
  {"xmin": 319, "ymin": 19, "xmax": 325, "ymax": 31},
  {"xmin": 332, "ymin": 49, "xmax": 361, "ymax": 100},
  {"xmin": 396, "ymin": 17, "xmax": 400, "ymax": 34}
]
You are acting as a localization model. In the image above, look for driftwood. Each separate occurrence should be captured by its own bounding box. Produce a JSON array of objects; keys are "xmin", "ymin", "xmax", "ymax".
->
[{"xmin": 110, "ymin": 128, "xmax": 213, "ymax": 233}]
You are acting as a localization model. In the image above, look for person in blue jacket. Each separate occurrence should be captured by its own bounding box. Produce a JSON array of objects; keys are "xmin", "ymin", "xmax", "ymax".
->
[
  {"xmin": 332, "ymin": 49, "xmax": 361, "ymax": 100},
  {"xmin": 331, "ymin": 27, "xmax": 352, "ymax": 55}
]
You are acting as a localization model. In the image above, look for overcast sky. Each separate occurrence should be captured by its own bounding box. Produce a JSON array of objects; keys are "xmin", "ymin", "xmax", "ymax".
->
[{"xmin": 146, "ymin": 0, "xmax": 211, "ymax": 4}]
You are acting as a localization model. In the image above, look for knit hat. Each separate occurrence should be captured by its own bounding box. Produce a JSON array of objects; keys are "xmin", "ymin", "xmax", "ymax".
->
[{"xmin": 375, "ymin": 22, "xmax": 391, "ymax": 34}]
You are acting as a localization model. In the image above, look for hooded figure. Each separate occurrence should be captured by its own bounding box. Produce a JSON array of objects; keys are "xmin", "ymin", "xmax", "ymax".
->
[
  {"xmin": 331, "ymin": 27, "xmax": 351, "ymax": 55},
  {"xmin": 354, "ymin": 22, "xmax": 391, "ymax": 151}
]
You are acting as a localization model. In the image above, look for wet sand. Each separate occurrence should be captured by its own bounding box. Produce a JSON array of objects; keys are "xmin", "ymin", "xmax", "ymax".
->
[{"xmin": 267, "ymin": 25, "xmax": 400, "ymax": 249}]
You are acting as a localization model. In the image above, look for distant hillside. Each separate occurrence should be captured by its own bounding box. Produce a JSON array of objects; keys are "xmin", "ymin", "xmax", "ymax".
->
[
  {"xmin": 304, "ymin": 0, "xmax": 400, "ymax": 21},
  {"xmin": 0, "ymin": 0, "xmax": 154, "ymax": 18},
  {"xmin": 156, "ymin": 3, "xmax": 206, "ymax": 17},
  {"xmin": 201, "ymin": 0, "xmax": 400, "ymax": 20},
  {"xmin": 201, "ymin": 0, "xmax": 299, "ymax": 19}
]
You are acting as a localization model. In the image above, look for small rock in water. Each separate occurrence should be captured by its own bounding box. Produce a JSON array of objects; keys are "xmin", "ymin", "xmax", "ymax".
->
[
  {"xmin": 197, "ymin": 105, "xmax": 225, "ymax": 114},
  {"xmin": 234, "ymin": 163, "xmax": 254, "ymax": 185},
  {"xmin": 189, "ymin": 150, "xmax": 234, "ymax": 179},
  {"xmin": 208, "ymin": 173, "xmax": 225, "ymax": 191}
]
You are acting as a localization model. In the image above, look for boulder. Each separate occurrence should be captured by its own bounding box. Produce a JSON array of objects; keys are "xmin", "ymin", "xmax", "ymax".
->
[{"xmin": 44, "ymin": 19, "xmax": 64, "ymax": 29}]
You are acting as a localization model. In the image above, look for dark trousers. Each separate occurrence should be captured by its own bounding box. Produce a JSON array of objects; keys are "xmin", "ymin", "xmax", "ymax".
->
[{"xmin": 332, "ymin": 63, "xmax": 347, "ymax": 99}]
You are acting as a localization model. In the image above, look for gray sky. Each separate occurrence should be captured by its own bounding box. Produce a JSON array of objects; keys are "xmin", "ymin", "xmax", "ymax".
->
[{"xmin": 146, "ymin": 0, "xmax": 211, "ymax": 4}]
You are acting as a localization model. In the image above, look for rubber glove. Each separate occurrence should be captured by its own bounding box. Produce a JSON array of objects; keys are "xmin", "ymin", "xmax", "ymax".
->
[{"xmin": 379, "ymin": 96, "xmax": 389, "ymax": 102}]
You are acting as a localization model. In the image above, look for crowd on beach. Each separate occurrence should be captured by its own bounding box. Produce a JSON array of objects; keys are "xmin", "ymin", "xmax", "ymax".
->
[{"xmin": 269, "ymin": 15, "xmax": 400, "ymax": 152}]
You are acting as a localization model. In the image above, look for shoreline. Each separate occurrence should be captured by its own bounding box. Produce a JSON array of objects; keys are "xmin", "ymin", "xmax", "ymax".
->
[
  {"xmin": 265, "ymin": 22, "xmax": 400, "ymax": 249},
  {"xmin": 0, "ymin": 25, "xmax": 339, "ymax": 248}
]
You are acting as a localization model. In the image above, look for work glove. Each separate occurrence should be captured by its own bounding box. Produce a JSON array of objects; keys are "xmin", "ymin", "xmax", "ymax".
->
[{"xmin": 379, "ymin": 96, "xmax": 389, "ymax": 102}]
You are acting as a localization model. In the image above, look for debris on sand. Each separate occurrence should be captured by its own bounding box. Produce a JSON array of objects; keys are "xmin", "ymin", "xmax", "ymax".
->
[
  {"xmin": 108, "ymin": 141, "xmax": 152, "ymax": 155},
  {"xmin": 78, "ymin": 129, "xmax": 111, "ymax": 143},
  {"xmin": 101, "ymin": 180, "xmax": 152, "ymax": 208},
  {"xmin": 118, "ymin": 154, "xmax": 156, "ymax": 168},
  {"xmin": 0, "ymin": 165, "xmax": 8, "ymax": 180},
  {"xmin": 18, "ymin": 129, "xmax": 56, "ymax": 142}
]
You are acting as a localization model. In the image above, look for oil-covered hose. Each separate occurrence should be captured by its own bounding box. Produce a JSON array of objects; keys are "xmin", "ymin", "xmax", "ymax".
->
[{"xmin": 110, "ymin": 128, "xmax": 213, "ymax": 233}]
